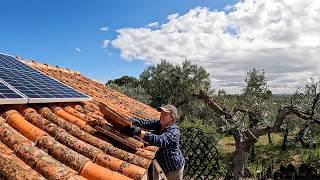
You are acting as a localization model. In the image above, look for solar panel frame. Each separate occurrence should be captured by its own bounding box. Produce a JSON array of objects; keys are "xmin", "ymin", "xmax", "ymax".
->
[
  {"xmin": 0, "ymin": 78, "xmax": 28, "ymax": 104},
  {"xmin": 0, "ymin": 53, "xmax": 92, "ymax": 103}
]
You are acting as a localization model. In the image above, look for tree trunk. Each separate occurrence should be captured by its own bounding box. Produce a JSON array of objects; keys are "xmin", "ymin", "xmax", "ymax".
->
[
  {"xmin": 268, "ymin": 133, "xmax": 273, "ymax": 144},
  {"xmin": 249, "ymin": 146, "xmax": 255, "ymax": 162},
  {"xmin": 228, "ymin": 138, "xmax": 254, "ymax": 179},
  {"xmin": 282, "ymin": 128, "xmax": 289, "ymax": 151}
]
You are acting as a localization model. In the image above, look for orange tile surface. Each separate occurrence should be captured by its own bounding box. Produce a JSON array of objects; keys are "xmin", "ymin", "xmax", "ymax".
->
[{"xmin": 0, "ymin": 58, "xmax": 161, "ymax": 179}]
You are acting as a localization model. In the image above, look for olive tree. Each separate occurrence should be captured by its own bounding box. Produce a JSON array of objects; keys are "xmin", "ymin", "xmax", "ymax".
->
[
  {"xmin": 139, "ymin": 60, "xmax": 212, "ymax": 117},
  {"xmin": 195, "ymin": 71, "xmax": 320, "ymax": 179}
]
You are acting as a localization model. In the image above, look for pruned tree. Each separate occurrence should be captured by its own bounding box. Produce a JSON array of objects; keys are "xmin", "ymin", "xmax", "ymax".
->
[
  {"xmin": 289, "ymin": 76, "xmax": 320, "ymax": 149},
  {"xmin": 194, "ymin": 89, "xmax": 320, "ymax": 179},
  {"xmin": 241, "ymin": 68, "xmax": 272, "ymax": 160},
  {"xmin": 193, "ymin": 72, "xmax": 320, "ymax": 179}
]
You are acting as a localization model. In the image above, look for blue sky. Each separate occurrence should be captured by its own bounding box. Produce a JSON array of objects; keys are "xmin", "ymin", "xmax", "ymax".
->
[{"xmin": 0, "ymin": 0, "xmax": 238, "ymax": 83}]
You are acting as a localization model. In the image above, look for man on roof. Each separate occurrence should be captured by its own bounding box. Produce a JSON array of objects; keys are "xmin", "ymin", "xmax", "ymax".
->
[{"xmin": 128, "ymin": 104, "xmax": 185, "ymax": 180}]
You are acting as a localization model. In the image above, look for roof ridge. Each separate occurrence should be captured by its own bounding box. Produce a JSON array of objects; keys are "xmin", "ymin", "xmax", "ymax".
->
[
  {"xmin": 16, "ymin": 56, "xmax": 80, "ymax": 75},
  {"xmin": 17, "ymin": 57, "xmax": 109, "ymax": 87}
]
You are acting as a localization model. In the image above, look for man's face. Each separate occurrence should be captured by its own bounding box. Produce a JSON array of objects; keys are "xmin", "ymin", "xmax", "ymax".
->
[{"xmin": 160, "ymin": 111, "xmax": 174, "ymax": 125}]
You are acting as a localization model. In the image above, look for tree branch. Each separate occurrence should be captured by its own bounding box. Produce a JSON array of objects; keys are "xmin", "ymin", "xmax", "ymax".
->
[
  {"xmin": 195, "ymin": 90, "xmax": 320, "ymax": 142},
  {"xmin": 295, "ymin": 121, "xmax": 314, "ymax": 148},
  {"xmin": 193, "ymin": 90, "xmax": 230, "ymax": 117},
  {"xmin": 252, "ymin": 106, "xmax": 292, "ymax": 137},
  {"xmin": 253, "ymin": 106, "xmax": 320, "ymax": 137},
  {"xmin": 310, "ymin": 93, "xmax": 320, "ymax": 118}
]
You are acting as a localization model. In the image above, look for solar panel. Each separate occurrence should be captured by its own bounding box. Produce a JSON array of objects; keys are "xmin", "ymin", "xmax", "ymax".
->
[
  {"xmin": 0, "ymin": 53, "xmax": 92, "ymax": 104},
  {"xmin": 0, "ymin": 79, "xmax": 28, "ymax": 104}
]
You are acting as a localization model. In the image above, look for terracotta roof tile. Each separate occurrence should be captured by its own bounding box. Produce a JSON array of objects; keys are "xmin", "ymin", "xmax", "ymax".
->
[
  {"xmin": 0, "ymin": 141, "xmax": 46, "ymax": 180},
  {"xmin": 0, "ymin": 58, "xmax": 161, "ymax": 179}
]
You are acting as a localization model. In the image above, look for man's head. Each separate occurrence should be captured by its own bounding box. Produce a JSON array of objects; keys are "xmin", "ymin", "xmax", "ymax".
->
[{"xmin": 157, "ymin": 104, "xmax": 179, "ymax": 125}]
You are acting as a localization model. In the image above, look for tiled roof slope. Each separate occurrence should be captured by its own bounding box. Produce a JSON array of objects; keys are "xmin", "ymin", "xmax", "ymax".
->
[
  {"xmin": 20, "ymin": 59, "xmax": 160, "ymax": 120},
  {"xmin": 0, "ymin": 58, "xmax": 161, "ymax": 180}
]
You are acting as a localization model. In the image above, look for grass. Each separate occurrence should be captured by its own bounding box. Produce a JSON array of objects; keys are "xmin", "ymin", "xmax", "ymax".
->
[
  {"xmin": 216, "ymin": 133, "xmax": 316, "ymax": 175},
  {"xmin": 218, "ymin": 133, "xmax": 283, "ymax": 154},
  {"xmin": 218, "ymin": 136, "xmax": 236, "ymax": 153}
]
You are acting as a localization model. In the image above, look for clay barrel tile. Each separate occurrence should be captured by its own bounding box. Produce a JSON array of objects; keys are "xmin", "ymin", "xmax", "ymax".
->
[
  {"xmin": 37, "ymin": 136, "xmax": 91, "ymax": 171},
  {"xmin": 16, "ymin": 140, "xmax": 78, "ymax": 179},
  {"xmin": 0, "ymin": 117, "xmax": 78, "ymax": 179},
  {"xmin": 22, "ymin": 107, "xmax": 146, "ymax": 179},
  {"xmin": 3, "ymin": 110, "xmax": 92, "ymax": 174},
  {"xmin": 81, "ymin": 101, "xmax": 100, "ymax": 111},
  {"xmin": 22, "ymin": 107, "xmax": 101, "ymax": 159},
  {"xmin": 82, "ymin": 104, "xmax": 104, "ymax": 117},
  {"xmin": 143, "ymin": 146, "xmax": 159, "ymax": 152},
  {"xmin": 38, "ymin": 107, "xmax": 151, "ymax": 168},
  {"xmin": 107, "ymin": 146, "xmax": 151, "ymax": 168},
  {"xmin": 50, "ymin": 106, "xmax": 95, "ymax": 133},
  {"xmin": 73, "ymin": 104, "xmax": 85, "ymax": 113},
  {"xmin": 39, "ymin": 107, "xmax": 111, "ymax": 150},
  {"xmin": 63, "ymin": 106, "xmax": 94, "ymax": 123},
  {"xmin": 134, "ymin": 148, "xmax": 156, "ymax": 159},
  {"xmin": 73, "ymin": 104, "xmax": 102, "ymax": 120},
  {"xmin": 79, "ymin": 161, "xmax": 133, "ymax": 180},
  {"xmin": 3, "ymin": 110, "xmax": 48, "ymax": 142},
  {"xmin": 55, "ymin": 128, "xmax": 101, "ymax": 159},
  {"xmin": 0, "ymin": 141, "xmax": 46, "ymax": 180},
  {"xmin": 94, "ymin": 152, "xmax": 146, "ymax": 180},
  {"xmin": 73, "ymin": 104, "xmax": 110, "ymax": 126},
  {"xmin": 66, "ymin": 175, "xmax": 88, "ymax": 180},
  {"xmin": 0, "ymin": 117, "xmax": 32, "ymax": 150}
]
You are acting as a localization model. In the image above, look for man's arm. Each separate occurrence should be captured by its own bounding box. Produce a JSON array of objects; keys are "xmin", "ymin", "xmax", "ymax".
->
[
  {"xmin": 130, "ymin": 117, "xmax": 161, "ymax": 131},
  {"xmin": 142, "ymin": 127, "xmax": 179, "ymax": 148}
]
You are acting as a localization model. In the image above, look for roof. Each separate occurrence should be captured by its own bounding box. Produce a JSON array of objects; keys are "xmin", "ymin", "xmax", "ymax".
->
[{"xmin": 0, "ymin": 57, "xmax": 161, "ymax": 180}]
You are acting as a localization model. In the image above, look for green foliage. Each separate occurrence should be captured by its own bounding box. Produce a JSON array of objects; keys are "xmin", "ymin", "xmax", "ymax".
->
[
  {"xmin": 243, "ymin": 68, "xmax": 271, "ymax": 98},
  {"xmin": 218, "ymin": 89, "xmax": 227, "ymax": 96},
  {"xmin": 304, "ymin": 76, "xmax": 320, "ymax": 95},
  {"xmin": 241, "ymin": 68, "xmax": 271, "ymax": 110},
  {"xmin": 107, "ymin": 83, "xmax": 151, "ymax": 104},
  {"xmin": 106, "ymin": 60, "xmax": 214, "ymax": 123},
  {"xmin": 139, "ymin": 60, "xmax": 212, "ymax": 108},
  {"xmin": 180, "ymin": 117, "xmax": 220, "ymax": 138},
  {"xmin": 301, "ymin": 135, "xmax": 320, "ymax": 164},
  {"xmin": 106, "ymin": 76, "xmax": 139, "ymax": 87}
]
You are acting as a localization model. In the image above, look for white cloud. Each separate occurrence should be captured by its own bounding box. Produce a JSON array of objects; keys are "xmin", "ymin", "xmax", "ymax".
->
[
  {"xmin": 146, "ymin": 22, "xmax": 159, "ymax": 28},
  {"xmin": 111, "ymin": 0, "xmax": 320, "ymax": 94},
  {"xmin": 75, "ymin": 48, "xmax": 81, "ymax": 52},
  {"xmin": 102, "ymin": 40, "xmax": 110, "ymax": 48},
  {"xmin": 100, "ymin": 26, "xmax": 109, "ymax": 31}
]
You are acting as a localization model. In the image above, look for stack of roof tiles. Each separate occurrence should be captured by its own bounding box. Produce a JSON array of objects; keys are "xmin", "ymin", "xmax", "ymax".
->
[{"xmin": 0, "ymin": 58, "xmax": 161, "ymax": 180}]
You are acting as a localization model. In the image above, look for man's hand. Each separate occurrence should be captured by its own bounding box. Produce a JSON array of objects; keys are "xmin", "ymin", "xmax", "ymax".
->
[{"xmin": 126, "ymin": 125, "xmax": 142, "ymax": 136}]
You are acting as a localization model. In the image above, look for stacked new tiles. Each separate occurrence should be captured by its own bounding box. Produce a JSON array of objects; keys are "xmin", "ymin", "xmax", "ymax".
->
[{"xmin": 0, "ymin": 59, "xmax": 161, "ymax": 180}]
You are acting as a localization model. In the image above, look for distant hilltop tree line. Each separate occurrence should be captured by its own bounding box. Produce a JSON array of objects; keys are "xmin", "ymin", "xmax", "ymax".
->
[{"xmin": 106, "ymin": 60, "xmax": 320, "ymax": 179}]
